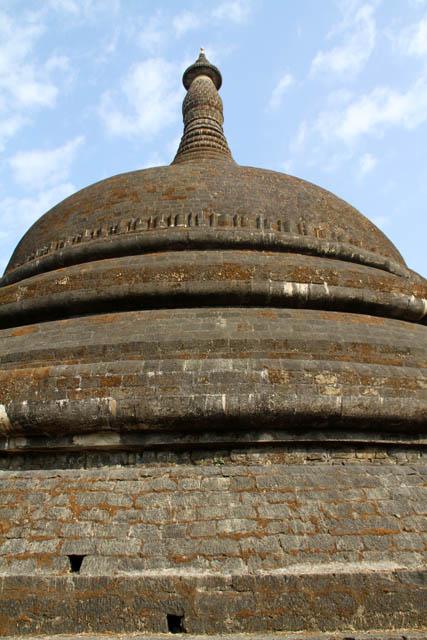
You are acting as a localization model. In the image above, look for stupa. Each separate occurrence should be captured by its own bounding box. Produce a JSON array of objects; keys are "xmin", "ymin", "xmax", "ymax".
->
[{"xmin": 0, "ymin": 51, "xmax": 426, "ymax": 637}]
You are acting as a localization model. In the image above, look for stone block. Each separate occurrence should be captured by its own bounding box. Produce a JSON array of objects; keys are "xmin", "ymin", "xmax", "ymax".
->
[
  {"xmin": 200, "ymin": 476, "xmax": 231, "ymax": 490},
  {"xmin": 60, "ymin": 539, "xmax": 96, "ymax": 554},
  {"xmin": 188, "ymin": 521, "xmax": 216, "ymax": 537},
  {"xmin": 96, "ymin": 538, "xmax": 141, "ymax": 556},
  {"xmin": 216, "ymin": 518, "xmax": 257, "ymax": 535}
]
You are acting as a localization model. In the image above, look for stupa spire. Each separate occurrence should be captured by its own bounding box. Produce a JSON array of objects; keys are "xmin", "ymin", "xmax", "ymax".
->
[{"xmin": 172, "ymin": 49, "xmax": 234, "ymax": 164}]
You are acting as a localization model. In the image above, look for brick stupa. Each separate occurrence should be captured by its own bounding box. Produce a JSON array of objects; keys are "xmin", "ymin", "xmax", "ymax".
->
[{"xmin": 0, "ymin": 51, "xmax": 426, "ymax": 637}]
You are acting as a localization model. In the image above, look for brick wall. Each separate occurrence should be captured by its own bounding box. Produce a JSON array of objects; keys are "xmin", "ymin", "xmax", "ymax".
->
[
  {"xmin": 0, "ymin": 455, "xmax": 426, "ymax": 634},
  {"xmin": 1, "ymin": 459, "xmax": 425, "ymax": 576}
]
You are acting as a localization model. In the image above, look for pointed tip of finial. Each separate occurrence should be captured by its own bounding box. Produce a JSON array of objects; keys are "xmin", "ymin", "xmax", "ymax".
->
[{"xmin": 182, "ymin": 49, "xmax": 222, "ymax": 91}]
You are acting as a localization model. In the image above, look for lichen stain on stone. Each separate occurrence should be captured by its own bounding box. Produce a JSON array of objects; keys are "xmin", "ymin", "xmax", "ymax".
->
[
  {"xmin": 162, "ymin": 187, "xmax": 188, "ymax": 201},
  {"xmin": 315, "ymin": 373, "xmax": 338, "ymax": 385},
  {"xmin": 265, "ymin": 367, "xmax": 291, "ymax": 385},
  {"xmin": 10, "ymin": 326, "xmax": 38, "ymax": 337}
]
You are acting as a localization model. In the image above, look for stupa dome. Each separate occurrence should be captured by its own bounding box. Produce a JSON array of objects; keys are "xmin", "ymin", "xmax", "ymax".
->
[
  {"xmin": 0, "ymin": 49, "xmax": 426, "ymax": 638},
  {"xmin": 0, "ymin": 49, "xmax": 426, "ymax": 445}
]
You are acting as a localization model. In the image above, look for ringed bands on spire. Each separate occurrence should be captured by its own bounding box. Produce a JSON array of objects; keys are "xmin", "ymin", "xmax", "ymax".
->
[{"xmin": 172, "ymin": 50, "xmax": 234, "ymax": 164}]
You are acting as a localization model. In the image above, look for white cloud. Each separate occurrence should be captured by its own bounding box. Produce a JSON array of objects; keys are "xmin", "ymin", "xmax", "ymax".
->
[
  {"xmin": 9, "ymin": 136, "xmax": 84, "ymax": 191},
  {"xmin": 290, "ymin": 121, "xmax": 308, "ymax": 153},
  {"xmin": 0, "ymin": 183, "xmax": 76, "ymax": 274},
  {"xmin": 0, "ymin": 11, "xmax": 59, "ymax": 108},
  {"xmin": 316, "ymin": 78, "xmax": 427, "ymax": 144},
  {"xmin": 0, "ymin": 8, "xmax": 68, "ymax": 148},
  {"xmin": 212, "ymin": 0, "xmax": 252, "ymax": 24},
  {"xmin": 137, "ymin": 13, "xmax": 166, "ymax": 53},
  {"xmin": 49, "ymin": 0, "xmax": 80, "ymax": 14},
  {"xmin": 99, "ymin": 58, "xmax": 182, "ymax": 138},
  {"xmin": 47, "ymin": 0, "xmax": 120, "ymax": 18},
  {"xmin": 173, "ymin": 11, "xmax": 200, "ymax": 37},
  {"xmin": 358, "ymin": 152, "xmax": 378, "ymax": 177},
  {"xmin": 0, "ymin": 116, "xmax": 27, "ymax": 152},
  {"xmin": 311, "ymin": 3, "xmax": 376, "ymax": 76},
  {"xmin": 398, "ymin": 16, "xmax": 427, "ymax": 57},
  {"xmin": 268, "ymin": 73, "xmax": 294, "ymax": 110}
]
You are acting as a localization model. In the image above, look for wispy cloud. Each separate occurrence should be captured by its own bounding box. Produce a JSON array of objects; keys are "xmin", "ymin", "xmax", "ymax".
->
[
  {"xmin": 173, "ymin": 11, "xmax": 200, "ymax": 37},
  {"xmin": 46, "ymin": 0, "xmax": 120, "ymax": 18},
  {"xmin": 316, "ymin": 78, "xmax": 427, "ymax": 144},
  {"xmin": 135, "ymin": 1, "xmax": 253, "ymax": 53},
  {"xmin": 290, "ymin": 121, "xmax": 308, "ymax": 153},
  {"xmin": 137, "ymin": 12, "xmax": 167, "ymax": 54},
  {"xmin": 311, "ymin": 3, "xmax": 376, "ymax": 76},
  {"xmin": 9, "ymin": 136, "xmax": 84, "ymax": 191},
  {"xmin": 0, "ymin": 116, "xmax": 27, "ymax": 152},
  {"xmin": 0, "ymin": 182, "xmax": 77, "ymax": 274},
  {"xmin": 358, "ymin": 152, "xmax": 378, "ymax": 177},
  {"xmin": 99, "ymin": 58, "xmax": 182, "ymax": 138},
  {"xmin": 212, "ymin": 0, "xmax": 252, "ymax": 24},
  {"xmin": 0, "ymin": 8, "xmax": 68, "ymax": 149},
  {"xmin": 268, "ymin": 73, "xmax": 294, "ymax": 110},
  {"xmin": 397, "ymin": 16, "xmax": 427, "ymax": 58}
]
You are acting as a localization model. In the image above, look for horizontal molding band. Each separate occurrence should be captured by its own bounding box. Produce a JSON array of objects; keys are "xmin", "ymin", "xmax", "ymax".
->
[
  {"xmin": 1, "ymin": 228, "xmax": 411, "ymax": 288},
  {"xmin": 1, "ymin": 277, "xmax": 426, "ymax": 329},
  {"xmin": 1, "ymin": 393, "xmax": 426, "ymax": 438}
]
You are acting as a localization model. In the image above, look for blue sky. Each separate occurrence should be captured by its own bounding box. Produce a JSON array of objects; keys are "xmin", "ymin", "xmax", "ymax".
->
[{"xmin": 1, "ymin": 0, "xmax": 426, "ymax": 277}]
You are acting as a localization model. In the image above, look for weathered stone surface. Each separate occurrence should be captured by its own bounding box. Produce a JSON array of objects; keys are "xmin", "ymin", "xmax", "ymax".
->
[
  {"xmin": 0, "ymin": 308, "xmax": 426, "ymax": 441},
  {"xmin": 0, "ymin": 461, "xmax": 425, "ymax": 576},
  {"xmin": 1, "ymin": 250, "xmax": 426, "ymax": 329},
  {"xmin": 0, "ymin": 569, "xmax": 426, "ymax": 635}
]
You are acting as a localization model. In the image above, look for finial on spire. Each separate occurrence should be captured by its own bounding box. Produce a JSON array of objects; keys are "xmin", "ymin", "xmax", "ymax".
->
[
  {"xmin": 172, "ymin": 51, "xmax": 233, "ymax": 164},
  {"xmin": 182, "ymin": 49, "xmax": 222, "ymax": 90}
]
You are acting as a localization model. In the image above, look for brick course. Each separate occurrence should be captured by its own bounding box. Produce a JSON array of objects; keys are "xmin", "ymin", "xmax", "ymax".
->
[{"xmin": 0, "ymin": 461, "xmax": 425, "ymax": 576}]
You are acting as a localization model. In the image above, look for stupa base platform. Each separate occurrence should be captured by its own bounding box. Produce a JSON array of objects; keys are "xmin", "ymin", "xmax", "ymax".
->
[
  {"xmin": 0, "ymin": 449, "xmax": 426, "ymax": 636},
  {"xmin": 1, "ymin": 569, "xmax": 427, "ymax": 636}
]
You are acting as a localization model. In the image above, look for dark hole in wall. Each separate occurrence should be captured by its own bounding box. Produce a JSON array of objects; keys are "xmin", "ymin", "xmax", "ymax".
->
[
  {"xmin": 167, "ymin": 614, "xmax": 186, "ymax": 633},
  {"xmin": 68, "ymin": 554, "xmax": 85, "ymax": 573}
]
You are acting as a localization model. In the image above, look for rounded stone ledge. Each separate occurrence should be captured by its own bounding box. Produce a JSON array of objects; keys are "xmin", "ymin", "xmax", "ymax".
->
[
  {"xmin": 1, "ymin": 251, "xmax": 425, "ymax": 329},
  {"xmin": 1, "ymin": 307, "xmax": 426, "ymax": 438},
  {"xmin": 1, "ymin": 393, "xmax": 426, "ymax": 439},
  {"xmin": 1, "ymin": 279, "xmax": 426, "ymax": 328},
  {"xmin": 1, "ymin": 227, "xmax": 412, "ymax": 289}
]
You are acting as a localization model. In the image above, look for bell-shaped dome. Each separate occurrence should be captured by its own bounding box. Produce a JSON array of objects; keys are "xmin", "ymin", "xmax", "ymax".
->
[{"xmin": 0, "ymin": 51, "xmax": 426, "ymax": 447}]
